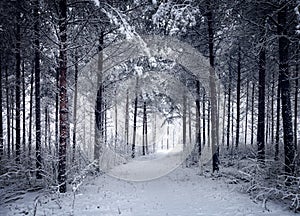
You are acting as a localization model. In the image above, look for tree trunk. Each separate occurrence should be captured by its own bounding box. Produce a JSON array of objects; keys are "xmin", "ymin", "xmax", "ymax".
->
[
  {"xmin": 251, "ymin": 81, "xmax": 255, "ymax": 146},
  {"xmin": 153, "ymin": 114, "xmax": 156, "ymax": 153},
  {"xmin": 278, "ymin": 3, "xmax": 295, "ymax": 175},
  {"xmin": 34, "ymin": 0, "xmax": 42, "ymax": 179},
  {"xmin": 235, "ymin": 45, "xmax": 241, "ymax": 149},
  {"xmin": 203, "ymin": 92, "xmax": 206, "ymax": 146},
  {"xmin": 294, "ymin": 49, "xmax": 298, "ymax": 152},
  {"xmin": 6, "ymin": 66, "xmax": 10, "ymax": 158},
  {"xmin": 125, "ymin": 89, "xmax": 129, "ymax": 153},
  {"xmin": 222, "ymin": 93, "xmax": 226, "ymax": 146},
  {"xmin": 142, "ymin": 101, "xmax": 146, "ymax": 155},
  {"xmin": 271, "ymin": 72, "xmax": 275, "ymax": 145},
  {"xmin": 145, "ymin": 102, "xmax": 148, "ymax": 154},
  {"xmin": 11, "ymin": 89, "xmax": 14, "ymax": 156},
  {"xmin": 257, "ymin": 28, "xmax": 266, "ymax": 163},
  {"xmin": 275, "ymin": 78, "xmax": 281, "ymax": 161},
  {"xmin": 94, "ymin": 33, "xmax": 104, "ymax": 169},
  {"xmin": 182, "ymin": 92, "xmax": 187, "ymax": 148},
  {"xmin": 207, "ymin": 0, "xmax": 219, "ymax": 172},
  {"xmin": 28, "ymin": 68, "xmax": 34, "ymax": 157},
  {"xmin": 231, "ymin": 98, "xmax": 234, "ymax": 149},
  {"xmin": 207, "ymin": 100, "xmax": 211, "ymax": 147},
  {"xmin": 104, "ymin": 97, "xmax": 107, "ymax": 146},
  {"xmin": 196, "ymin": 80, "xmax": 201, "ymax": 156},
  {"xmin": 244, "ymin": 77, "xmax": 249, "ymax": 146},
  {"xmin": 45, "ymin": 106, "xmax": 48, "ymax": 150},
  {"xmin": 58, "ymin": 0, "xmax": 68, "ymax": 193},
  {"xmin": 0, "ymin": 59, "xmax": 3, "ymax": 159},
  {"xmin": 114, "ymin": 89, "xmax": 118, "ymax": 150},
  {"xmin": 226, "ymin": 68, "xmax": 232, "ymax": 150},
  {"xmin": 15, "ymin": 12, "xmax": 21, "ymax": 163},
  {"xmin": 72, "ymin": 50, "xmax": 78, "ymax": 163},
  {"xmin": 167, "ymin": 120, "xmax": 169, "ymax": 150},
  {"xmin": 132, "ymin": 76, "xmax": 138, "ymax": 158},
  {"xmin": 188, "ymin": 102, "xmax": 192, "ymax": 145},
  {"xmin": 55, "ymin": 67, "xmax": 59, "ymax": 153},
  {"xmin": 266, "ymin": 83, "xmax": 270, "ymax": 145},
  {"xmin": 22, "ymin": 61, "xmax": 26, "ymax": 153}
]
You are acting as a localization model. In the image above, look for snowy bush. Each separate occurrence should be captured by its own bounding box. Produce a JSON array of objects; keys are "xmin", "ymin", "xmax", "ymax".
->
[
  {"xmin": 152, "ymin": 1, "xmax": 198, "ymax": 35},
  {"xmin": 220, "ymin": 150, "xmax": 300, "ymax": 212}
]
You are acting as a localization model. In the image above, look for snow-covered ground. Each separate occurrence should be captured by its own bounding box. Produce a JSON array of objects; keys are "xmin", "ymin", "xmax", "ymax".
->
[{"xmin": 0, "ymin": 150, "xmax": 296, "ymax": 216}]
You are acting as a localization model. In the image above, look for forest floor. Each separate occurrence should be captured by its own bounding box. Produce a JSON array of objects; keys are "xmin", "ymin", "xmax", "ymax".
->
[{"xmin": 0, "ymin": 149, "xmax": 297, "ymax": 216}]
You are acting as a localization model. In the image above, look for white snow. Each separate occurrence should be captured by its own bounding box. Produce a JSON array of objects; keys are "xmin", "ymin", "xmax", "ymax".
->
[{"xmin": 0, "ymin": 151, "xmax": 296, "ymax": 216}]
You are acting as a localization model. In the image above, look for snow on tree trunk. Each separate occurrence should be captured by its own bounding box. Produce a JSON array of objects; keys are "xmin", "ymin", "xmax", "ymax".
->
[
  {"xmin": 132, "ymin": 77, "xmax": 139, "ymax": 158},
  {"xmin": 22, "ymin": 61, "xmax": 26, "ymax": 154},
  {"xmin": 94, "ymin": 33, "xmax": 104, "ymax": 170},
  {"xmin": 6, "ymin": 66, "xmax": 10, "ymax": 158},
  {"xmin": 207, "ymin": 0, "xmax": 219, "ymax": 172},
  {"xmin": 196, "ymin": 80, "xmax": 201, "ymax": 157},
  {"xmin": 72, "ymin": 51, "xmax": 78, "ymax": 163},
  {"xmin": 34, "ymin": 0, "xmax": 42, "ymax": 179},
  {"xmin": 275, "ymin": 76, "xmax": 281, "ymax": 161},
  {"xmin": 28, "ymin": 69, "xmax": 33, "ymax": 157},
  {"xmin": 0, "ymin": 58, "xmax": 3, "ymax": 160},
  {"xmin": 278, "ymin": 3, "xmax": 295, "ymax": 175},
  {"xmin": 235, "ymin": 45, "xmax": 241, "ymax": 149},
  {"xmin": 58, "ymin": 0, "xmax": 68, "ymax": 193},
  {"xmin": 294, "ymin": 48, "xmax": 298, "ymax": 152},
  {"xmin": 203, "ymin": 92, "xmax": 206, "ymax": 146},
  {"xmin": 257, "ymin": 26, "xmax": 266, "ymax": 163},
  {"xmin": 15, "ymin": 10, "xmax": 21, "ymax": 163},
  {"xmin": 182, "ymin": 92, "xmax": 187, "ymax": 148},
  {"xmin": 125, "ymin": 90, "xmax": 129, "ymax": 153}
]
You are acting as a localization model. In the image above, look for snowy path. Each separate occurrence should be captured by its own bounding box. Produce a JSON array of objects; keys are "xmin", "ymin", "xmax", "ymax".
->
[
  {"xmin": 1, "ymin": 152, "xmax": 296, "ymax": 216},
  {"xmin": 108, "ymin": 147, "xmax": 184, "ymax": 181}
]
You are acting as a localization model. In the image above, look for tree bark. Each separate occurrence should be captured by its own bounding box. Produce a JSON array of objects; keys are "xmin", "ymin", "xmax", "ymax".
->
[
  {"xmin": 28, "ymin": 68, "xmax": 34, "ymax": 157},
  {"xmin": 144, "ymin": 101, "xmax": 148, "ymax": 154},
  {"xmin": 244, "ymin": 77, "xmax": 249, "ymax": 146},
  {"xmin": 11, "ymin": 89, "xmax": 14, "ymax": 156},
  {"xmin": 271, "ymin": 72, "xmax": 275, "ymax": 145},
  {"xmin": 72, "ymin": 50, "xmax": 78, "ymax": 163},
  {"xmin": 182, "ymin": 92, "xmax": 187, "ymax": 148},
  {"xmin": 251, "ymin": 81, "xmax": 255, "ymax": 146},
  {"xmin": 222, "ymin": 92, "xmax": 226, "ymax": 146},
  {"xmin": 0, "ymin": 59, "xmax": 3, "ymax": 159},
  {"xmin": 257, "ymin": 27, "xmax": 266, "ymax": 163},
  {"xmin": 153, "ymin": 114, "xmax": 156, "ymax": 153},
  {"xmin": 94, "ymin": 32, "xmax": 104, "ymax": 169},
  {"xmin": 55, "ymin": 67, "xmax": 59, "ymax": 154},
  {"xmin": 188, "ymin": 102, "xmax": 192, "ymax": 145},
  {"xmin": 114, "ymin": 89, "xmax": 118, "ymax": 150},
  {"xmin": 236, "ymin": 45, "xmax": 241, "ymax": 149},
  {"xmin": 143, "ymin": 101, "xmax": 146, "ymax": 155},
  {"xmin": 34, "ymin": 0, "xmax": 42, "ymax": 179},
  {"xmin": 207, "ymin": 0, "xmax": 219, "ymax": 172},
  {"xmin": 132, "ymin": 76, "xmax": 138, "ymax": 158},
  {"xmin": 6, "ymin": 66, "xmax": 10, "ymax": 158},
  {"xmin": 278, "ymin": 3, "xmax": 295, "ymax": 175},
  {"xmin": 275, "ymin": 78, "xmax": 281, "ymax": 161},
  {"xmin": 294, "ymin": 49, "xmax": 298, "ymax": 152},
  {"xmin": 196, "ymin": 80, "xmax": 201, "ymax": 156},
  {"xmin": 15, "ymin": 12, "xmax": 21, "ymax": 163},
  {"xmin": 22, "ymin": 61, "xmax": 26, "ymax": 153},
  {"xmin": 45, "ymin": 106, "xmax": 48, "ymax": 150},
  {"xmin": 207, "ymin": 100, "xmax": 211, "ymax": 147},
  {"xmin": 227, "ymin": 63, "xmax": 232, "ymax": 150},
  {"xmin": 125, "ymin": 89, "xmax": 129, "ymax": 153},
  {"xmin": 203, "ymin": 92, "xmax": 206, "ymax": 146},
  {"xmin": 58, "ymin": 0, "xmax": 68, "ymax": 193}
]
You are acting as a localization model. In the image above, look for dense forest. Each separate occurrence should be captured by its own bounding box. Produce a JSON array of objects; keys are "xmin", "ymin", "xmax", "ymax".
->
[{"xmin": 0, "ymin": 0, "xmax": 300, "ymax": 214}]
